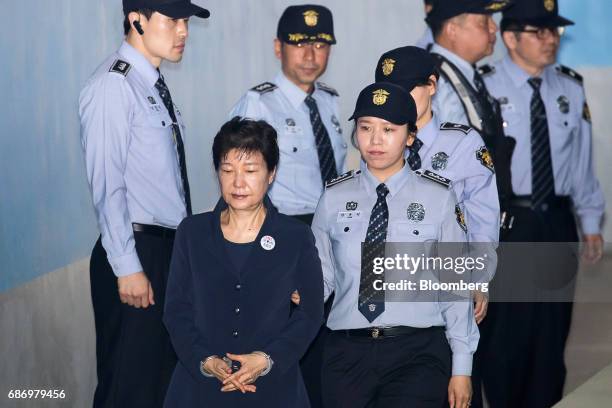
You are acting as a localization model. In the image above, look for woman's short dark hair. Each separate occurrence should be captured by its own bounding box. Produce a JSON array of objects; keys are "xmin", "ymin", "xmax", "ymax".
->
[
  {"xmin": 212, "ymin": 117, "xmax": 279, "ymax": 171},
  {"xmin": 123, "ymin": 9, "xmax": 154, "ymax": 36}
]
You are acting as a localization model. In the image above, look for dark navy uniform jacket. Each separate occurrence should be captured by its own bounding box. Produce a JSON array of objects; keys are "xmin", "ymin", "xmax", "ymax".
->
[{"xmin": 163, "ymin": 196, "xmax": 324, "ymax": 407}]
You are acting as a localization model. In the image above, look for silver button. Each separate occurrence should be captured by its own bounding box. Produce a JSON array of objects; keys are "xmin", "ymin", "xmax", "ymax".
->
[{"xmin": 235, "ymin": 307, "xmax": 240, "ymax": 314}]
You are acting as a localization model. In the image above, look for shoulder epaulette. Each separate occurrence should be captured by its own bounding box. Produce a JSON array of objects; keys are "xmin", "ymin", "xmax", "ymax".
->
[
  {"xmin": 417, "ymin": 170, "xmax": 451, "ymax": 189},
  {"xmin": 556, "ymin": 65, "xmax": 583, "ymax": 84},
  {"xmin": 317, "ymin": 82, "xmax": 339, "ymax": 97},
  {"xmin": 109, "ymin": 59, "xmax": 131, "ymax": 77},
  {"xmin": 250, "ymin": 82, "xmax": 277, "ymax": 94},
  {"xmin": 440, "ymin": 122, "xmax": 471, "ymax": 134},
  {"xmin": 477, "ymin": 64, "xmax": 495, "ymax": 77},
  {"xmin": 325, "ymin": 170, "xmax": 359, "ymax": 189}
]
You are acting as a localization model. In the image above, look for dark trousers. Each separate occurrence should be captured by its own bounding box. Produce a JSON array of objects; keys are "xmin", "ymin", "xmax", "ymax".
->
[
  {"xmin": 480, "ymin": 203, "xmax": 578, "ymax": 408},
  {"xmin": 322, "ymin": 327, "xmax": 451, "ymax": 408},
  {"xmin": 90, "ymin": 233, "xmax": 177, "ymax": 408}
]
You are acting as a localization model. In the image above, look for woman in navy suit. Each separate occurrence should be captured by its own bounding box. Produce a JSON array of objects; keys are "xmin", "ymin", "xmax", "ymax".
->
[{"xmin": 163, "ymin": 117, "xmax": 324, "ymax": 407}]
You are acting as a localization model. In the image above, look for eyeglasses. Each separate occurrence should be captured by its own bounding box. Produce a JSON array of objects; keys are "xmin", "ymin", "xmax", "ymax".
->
[{"xmin": 508, "ymin": 26, "xmax": 565, "ymax": 40}]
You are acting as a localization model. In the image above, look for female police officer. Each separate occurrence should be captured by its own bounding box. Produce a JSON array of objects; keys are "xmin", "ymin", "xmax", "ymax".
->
[{"xmin": 311, "ymin": 82, "xmax": 478, "ymax": 408}]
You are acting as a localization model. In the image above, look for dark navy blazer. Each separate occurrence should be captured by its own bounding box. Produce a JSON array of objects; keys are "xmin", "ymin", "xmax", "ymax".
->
[{"xmin": 163, "ymin": 197, "xmax": 324, "ymax": 407}]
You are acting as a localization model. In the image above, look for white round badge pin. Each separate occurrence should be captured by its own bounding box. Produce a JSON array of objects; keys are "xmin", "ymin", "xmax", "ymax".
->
[{"xmin": 260, "ymin": 235, "xmax": 276, "ymax": 251}]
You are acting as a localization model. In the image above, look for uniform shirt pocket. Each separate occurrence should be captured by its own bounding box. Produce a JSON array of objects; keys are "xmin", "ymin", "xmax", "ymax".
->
[{"xmin": 391, "ymin": 222, "xmax": 438, "ymax": 242}]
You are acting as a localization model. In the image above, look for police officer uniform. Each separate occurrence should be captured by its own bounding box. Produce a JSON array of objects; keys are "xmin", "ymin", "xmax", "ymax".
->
[
  {"xmin": 478, "ymin": 2, "xmax": 605, "ymax": 407},
  {"xmin": 427, "ymin": 0, "xmax": 516, "ymax": 233},
  {"xmin": 313, "ymin": 82, "xmax": 479, "ymax": 408},
  {"xmin": 375, "ymin": 46, "xmax": 499, "ymax": 283},
  {"xmin": 79, "ymin": 1, "xmax": 209, "ymax": 406},
  {"xmin": 230, "ymin": 5, "xmax": 347, "ymax": 223}
]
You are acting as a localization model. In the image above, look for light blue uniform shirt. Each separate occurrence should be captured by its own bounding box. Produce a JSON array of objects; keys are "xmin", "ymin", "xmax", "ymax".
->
[
  {"xmin": 415, "ymin": 116, "xmax": 500, "ymax": 281},
  {"xmin": 312, "ymin": 163, "xmax": 479, "ymax": 376},
  {"xmin": 79, "ymin": 41, "xmax": 188, "ymax": 277},
  {"xmin": 230, "ymin": 72, "xmax": 347, "ymax": 215},
  {"xmin": 483, "ymin": 55, "xmax": 605, "ymax": 234},
  {"xmin": 431, "ymin": 43, "xmax": 477, "ymax": 126},
  {"xmin": 415, "ymin": 27, "xmax": 434, "ymax": 50}
]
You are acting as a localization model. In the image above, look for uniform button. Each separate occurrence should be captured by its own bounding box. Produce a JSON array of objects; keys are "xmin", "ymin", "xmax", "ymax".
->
[
  {"xmin": 162, "ymin": 121, "xmax": 166, "ymax": 126},
  {"xmin": 235, "ymin": 307, "xmax": 240, "ymax": 314},
  {"xmin": 292, "ymin": 147, "xmax": 298, "ymax": 153},
  {"xmin": 413, "ymin": 230, "xmax": 419, "ymax": 235},
  {"xmin": 235, "ymin": 284, "xmax": 241, "ymax": 290},
  {"xmin": 541, "ymin": 203, "xmax": 549, "ymax": 212},
  {"xmin": 344, "ymin": 227, "xmax": 350, "ymax": 232},
  {"xmin": 232, "ymin": 331, "xmax": 239, "ymax": 337}
]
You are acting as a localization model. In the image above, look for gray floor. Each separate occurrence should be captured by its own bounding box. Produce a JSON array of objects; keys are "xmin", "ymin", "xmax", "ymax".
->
[{"xmin": 563, "ymin": 253, "xmax": 612, "ymax": 394}]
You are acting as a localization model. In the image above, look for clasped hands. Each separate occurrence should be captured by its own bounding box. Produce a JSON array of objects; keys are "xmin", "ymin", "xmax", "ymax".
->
[{"xmin": 204, "ymin": 352, "xmax": 269, "ymax": 393}]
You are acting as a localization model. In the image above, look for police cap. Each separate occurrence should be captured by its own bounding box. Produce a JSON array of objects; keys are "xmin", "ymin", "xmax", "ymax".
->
[
  {"xmin": 349, "ymin": 82, "xmax": 417, "ymax": 127},
  {"xmin": 426, "ymin": 0, "xmax": 512, "ymax": 25},
  {"xmin": 123, "ymin": 0, "xmax": 210, "ymax": 19},
  {"xmin": 375, "ymin": 46, "xmax": 438, "ymax": 93},
  {"xmin": 502, "ymin": 0, "xmax": 573, "ymax": 27},
  {"xmin": 277, "ymin": 4, "xmax": 336, "ymax": 45}
]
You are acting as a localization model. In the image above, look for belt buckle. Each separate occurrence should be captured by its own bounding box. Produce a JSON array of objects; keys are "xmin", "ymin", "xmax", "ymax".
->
[{"xmin": 371, "ymin": 328, "xmax": 380, "ymax": 339}]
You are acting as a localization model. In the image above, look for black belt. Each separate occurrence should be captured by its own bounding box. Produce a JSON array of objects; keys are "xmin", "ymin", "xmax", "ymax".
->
[
  {"xmin": 510, "ymin": 195, "xmax": 572, "ymax": 211},
  {"xmin": 132, "ymin": 223, "xmax": 176, "ymax": 239},
  {"xmin": 334, "ymin": 326, "xmax": 443, "ymax": 339}
]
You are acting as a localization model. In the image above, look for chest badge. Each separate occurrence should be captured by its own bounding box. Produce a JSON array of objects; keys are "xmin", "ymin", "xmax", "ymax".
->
[
  {"xmin": 346, "ymin": 201, "xmax": 358, "ymax": 211},
  {"xmin": 557, "ymin": 95, "xmax": 570, "ymax": 114},
  {"xmin": 431, "ymin": 152, "xmax": 449, "ymax": 171},
  {"xmin": 407, "ymin": 203, "xmax": 425, "ymax": 222},
  {"xmin": 286, "ymin": 118, "xmax": 296, "ymax": 127},
  {"xmin": 260, "ymin": 235, "xmax": 276, "ymax": 251},
  {"xmin": 147, "ymin": 96, "xmax": 157, "ymax": 105}
]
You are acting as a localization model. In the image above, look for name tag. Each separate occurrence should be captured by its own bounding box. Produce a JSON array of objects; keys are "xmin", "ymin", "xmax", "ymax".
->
[
  {"xmin": 284, "ymin": 125, "xmax": 303, "ymax": 134},
  {"xmin": 337, "ymin": 211, "xmax": 363, "ymax": 222}
]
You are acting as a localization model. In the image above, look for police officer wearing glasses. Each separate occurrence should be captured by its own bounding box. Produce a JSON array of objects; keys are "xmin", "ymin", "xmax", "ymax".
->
[{"xmin": 478, "ymin": 1, "xmax": 605, "ymax": 406}]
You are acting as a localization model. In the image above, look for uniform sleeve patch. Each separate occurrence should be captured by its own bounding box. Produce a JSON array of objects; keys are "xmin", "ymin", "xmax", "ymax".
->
[
  {"xmin": 556, "ymin": 65, "xmax": 583, "ymax": 84},
  {"xmin": 325, "ymin": 170, "xmax": 358, "ymax": 189},
  {"xmin": 583, "ymin": 101, "xmax": 592, "ymax": 123},
  {"xmin": 440, "ymin": 122, "xmax": 471, "ymax": 134},
  {"xmin": 455, "ymin": 204, "xmax": 468, "ymax": 232},
  {"xmin": 317, "ymin": 82, "xmax": 339, "ymax": 97},
  {"xmin": 418, "ymin": 170, "xmax": 451, "ymax": 188},
  {"xmin": 109, "ymin": 59, "xmax": 131, "ymax": 77},
  {"xmin": 476, "ymin": 146, "xmax": 495, "ymax": 173},
  {"xmin": 250, "ymin": 82, "xmax": 277, "ymax": 94},
  {"xmin": 477, "ymin": 64, "xmax": 495, "ymax": 77}
]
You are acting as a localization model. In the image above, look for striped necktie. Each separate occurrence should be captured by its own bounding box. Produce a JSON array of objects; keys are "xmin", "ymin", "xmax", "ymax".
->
[
  {"xmin": 358, "ymin": 183, "xmax": 390, "ymax": 323},
  {"xmin": 155, "ymin": 75, "xmax": 192, "ymax": 215},
  {"xmin": 304, "ymin": 95, "xmax": 338, "ymax": 185},
  {"xmin": 528, "ymin": 77, "xmax": 555, "ymax": 209},
  {"xmin": 407, "ymin": 137, "xmax": 424, "ymax": 170}
]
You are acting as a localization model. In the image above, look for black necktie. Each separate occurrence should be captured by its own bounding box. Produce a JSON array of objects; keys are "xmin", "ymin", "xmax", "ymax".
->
[
  {"xmin": 358, "ymin": 183, "xmax": 390, "ymax": 323},
  {"xmin": 407, "ymin": 137, "xmax": 424, "ymax": 170},
  {"xmin": 528, "ymin": 77, "xmax": 555, "ymax": 209},
  {"xmin": 155, "ymin": 75, "xmax": 192, "ymax": 215},
  {"xmin": 304, "ymin": 95, "xmax": 338, "ymax": 185},
  {"xmin": 473, "ymin": 68, "xmax": 501, "ymax": 114}
]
